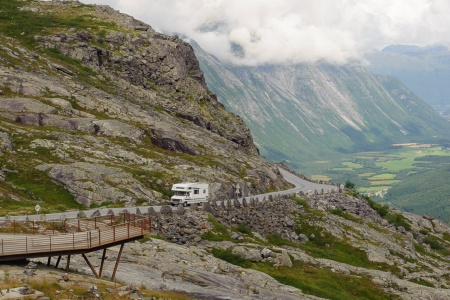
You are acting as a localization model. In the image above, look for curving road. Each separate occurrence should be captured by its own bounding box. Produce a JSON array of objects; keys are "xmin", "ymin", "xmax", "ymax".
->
[
  {"xmin": 0, "ymin": 168, "xmax": 337, "ymax": 222},
  {"xmin": 262, "ymin": 168, "xmax": 337, "ymax": 197}
]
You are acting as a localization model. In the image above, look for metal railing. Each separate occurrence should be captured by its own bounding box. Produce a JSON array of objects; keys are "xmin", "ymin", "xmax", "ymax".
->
[{"xmin": 0, "ymin": 213, "xmax": 151, "ymax": 257}]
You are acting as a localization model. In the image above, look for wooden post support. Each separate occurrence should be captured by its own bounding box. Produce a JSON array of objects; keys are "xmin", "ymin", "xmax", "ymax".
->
[
  {"xmin": 66, "ymin": 255, "xmax": 71, "ymax": 272},
  {"xmin": 111, "ymin": 243, "xmax": 124, "ymax": 281},
  {"xmin": 82, "ymin": 254, "xmax": 99, "ymax": 278},
  {"xmin": 47, "ymin": 257, "xmax": 51, "ymax": 267},
  {"xmin": 99, "ymin": 248, "xmax": 107, "ymax": 277},
  {"xmin": 55, "ymin": 256, "xmax": 62, "ymax": 268}
]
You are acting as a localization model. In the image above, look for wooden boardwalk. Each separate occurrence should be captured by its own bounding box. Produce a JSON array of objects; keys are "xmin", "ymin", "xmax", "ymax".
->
[{"xmin": 0, "ymin": 214, "xmax": 151, "ymax": 279}]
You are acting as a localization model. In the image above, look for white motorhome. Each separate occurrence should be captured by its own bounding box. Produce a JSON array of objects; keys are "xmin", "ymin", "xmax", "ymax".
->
[{"xmin": 170, "ymin": 183, "xmax": 209, "ymax": 206}]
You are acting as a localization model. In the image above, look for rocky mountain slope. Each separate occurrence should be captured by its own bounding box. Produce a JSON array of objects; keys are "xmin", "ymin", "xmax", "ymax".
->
[
  {"xmin": 0, "ymin": 0, "xmax": 287, "ymax": 214},
  {"xmin": 192, "ymin": 41, "xmax": 450, "ymax": 169},
  {"xmin": 13, "ymin": 191, "xmax": 450, "ymax": 299}
]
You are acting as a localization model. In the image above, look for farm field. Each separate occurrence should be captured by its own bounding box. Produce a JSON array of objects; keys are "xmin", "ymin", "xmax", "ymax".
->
[
  {"xmin": 305, "ymin": 144, "xmax": 450, "ymax": 196},
  {"xmin": 302, "ymin": 143, "xmax": 450, "ymax": 221}
]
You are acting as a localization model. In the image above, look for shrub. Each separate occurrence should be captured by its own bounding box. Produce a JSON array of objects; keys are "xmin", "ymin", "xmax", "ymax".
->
[
  {"xmin": 384, "ymin": 213, "xmax": 411, "ymax": 231},
  {"xmin": 291, "ymin": 196, "xmax": 309, "ymax": 207},
  {"xmin": 266, "ymin": 233, "xmax": 298, "ymax": 248},
  {"xmin": 235, "ymin": 223, "xmax": 252, "ymax": 235},
  {"xmin": 210, "ymin": 248, "xmax": 251, "ymax": 268},
  {"xmin": 423, "ymin": 236, "xmax": 445, "ymax": 251},
  {"xmin": 201, "ymin": 216, "xmax": 232, "ymax": 242},
  {"xmin": 363, "ymin": 195, "xmax": 389, "ymax": 217}
]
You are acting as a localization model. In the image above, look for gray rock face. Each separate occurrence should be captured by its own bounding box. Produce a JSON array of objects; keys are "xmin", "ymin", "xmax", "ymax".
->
[
  {"xmin": 308, "ymin": 194, "xmax": 382, "ymax": 222},
  {"xmin": 0, "ymin": 132, "xmax": 13, "ymax": 151},
  {"xmin": 279, "ymin": 250, "xmax": 293, "ymax": 268},
  {"xmin": 41, "ymin": 162, "xmax": 161, "ymax": 206},
  {"xmin": 261, "ymin": 248, "xmax": 275, "ymax": 258}
]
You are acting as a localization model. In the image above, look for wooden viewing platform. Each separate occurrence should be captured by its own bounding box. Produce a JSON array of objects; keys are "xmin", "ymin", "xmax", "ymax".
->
[{"xmin": 0, "ymin": 213, "xmax": 151, "ymax": 279}]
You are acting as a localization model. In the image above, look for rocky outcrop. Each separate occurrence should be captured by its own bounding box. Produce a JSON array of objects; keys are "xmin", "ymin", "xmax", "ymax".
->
[
  {"xmin": 307, "ymin": 193, "xmax": 382, "ymax": 222},
  {"xmin": 37, "ymin": 162, "xmax": 161, "ymax": 207},
  {"xmin": 32, "ymin": 1, "xmax": 258, "ymax": 155}
]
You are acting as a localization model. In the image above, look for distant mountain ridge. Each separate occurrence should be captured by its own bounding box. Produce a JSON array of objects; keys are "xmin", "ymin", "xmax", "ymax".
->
[
  {"xmin": 366, "ymin": 44, "xmax": 450, "ymax": 115},
  {"xmin": 192, "ymin": 40, "xmax": 450, "ymax": 169}
]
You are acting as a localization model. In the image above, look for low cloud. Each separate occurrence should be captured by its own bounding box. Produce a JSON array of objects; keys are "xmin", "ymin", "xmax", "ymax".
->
[{"xmin": 83, "ymin": 0, "xmax": 450, "ymax": 65}]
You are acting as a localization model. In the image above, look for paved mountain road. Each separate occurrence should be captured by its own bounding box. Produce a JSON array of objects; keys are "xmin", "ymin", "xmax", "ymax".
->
[{"xmin": 0, "ymin": 169, "xmax": 337, "ymax": 222}]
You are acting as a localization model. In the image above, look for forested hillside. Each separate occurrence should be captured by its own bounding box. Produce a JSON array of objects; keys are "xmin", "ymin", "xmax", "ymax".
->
[{"xmin": 385, "ymin": 162, "xmax": 450, "ymax": 222}]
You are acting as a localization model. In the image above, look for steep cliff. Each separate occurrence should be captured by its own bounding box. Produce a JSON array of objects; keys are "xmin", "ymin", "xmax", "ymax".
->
[{"xmin": 0, "ymin": 0, "xmax": 286, "ymax": 212}]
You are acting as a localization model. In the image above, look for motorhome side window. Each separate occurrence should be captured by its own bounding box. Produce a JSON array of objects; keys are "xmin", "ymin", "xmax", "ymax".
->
[
  {"xmin": 203, "ymin": 190, "xmax": 206, "ymax": 194},
  {"xmin": 194, "ymin": 190, "xmax": 199, "ymax": 194}
]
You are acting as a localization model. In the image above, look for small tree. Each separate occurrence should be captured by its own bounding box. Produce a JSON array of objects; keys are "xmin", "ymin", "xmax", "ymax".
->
[{"xmin": 344, "ymin": 180, "xmax": 355, "ymax": 190}]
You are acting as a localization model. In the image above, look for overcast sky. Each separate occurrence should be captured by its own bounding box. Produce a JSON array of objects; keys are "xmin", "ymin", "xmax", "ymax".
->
[{"xmin": 81, "ymin": 0, "xmax": 450, "ymax": 65}]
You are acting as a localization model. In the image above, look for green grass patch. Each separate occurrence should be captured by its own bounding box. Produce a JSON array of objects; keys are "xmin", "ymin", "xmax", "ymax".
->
[
  {"xmin": 409, "ymin": 278, "xmax": 435, "ymax": 288},
  {"xmin": 332, "ymin": 167, "xmax": 353, "ymax": 171},
  {"xmin": 0, "ymin": 197, "xmax": 35, "ymax": 215},
  {"xmin": 234, "ymin": 223, "xmax": 253, "ymax": 236},
  {"xmin": 201, "ymin": 216, "xmax": 232, "ymax": 242},
  {"xmin": 384, "ymin": 213, "xmax": 411, "ymax": 231},
  {"xmin": 0, "ymin": 0, "xmax": 116, "ymax": 45},
  {"xmin": 328, "ymin": 208, "xmax": 360, "ymax": 223},
  {"xmin": 210, "ymin": 247, "xmax": 251, "ymax": 268},
  {"xmin": 425, "ymin": 237, "xmax": 446, "ymax": 251},
  {"xmin": 138, "ymin": 234, "xmax": 165, "ymax": 243},
  {"xmin": 266, "ymin": 233, "xmax": 299, "ymax": 248},
  {"xmin": 211, "ymin": 248, "xmax": 400, "ymax": 300},
  {"xmin": 310, "ymin": 174, "xmax": 332, "ymax": 181},
  {"xmin": 358, "ymin": 186, "xmax": 390, "ymax": 192},
  {"xmin": 296, "ymin": 216, "xmax": 398, "ymax": 274},
  {"xmin": 291, "ymin": 196, "xmax": 309, "ymax": 207},
  {"xmin": 252, "ymin": 261, "xmax": 400, "ymax": 300},
  {"xmin": 341, "ymin": 161, "xmax": 364, "ymax": 169},
  {"xmin": 368, "ymin": 173, "xmax": 396, "ymax": 180},
  {"xmin": 363, "ymin": 196, "xmax": 389, "ymax": 217},
  {"xmin": 423, "ymin": 235, "xmax": 450, "ymax": 256},
  {"xmin": 5, "ymin": 169, "xmax": 82, "ymax": 214},
  {"xmin": 358, "ymin": 172, "xmax": 377, "ymax": 177},
  {"xmin": 370, "ymin": 180, "xmax": 400, "ymax": 186}
]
